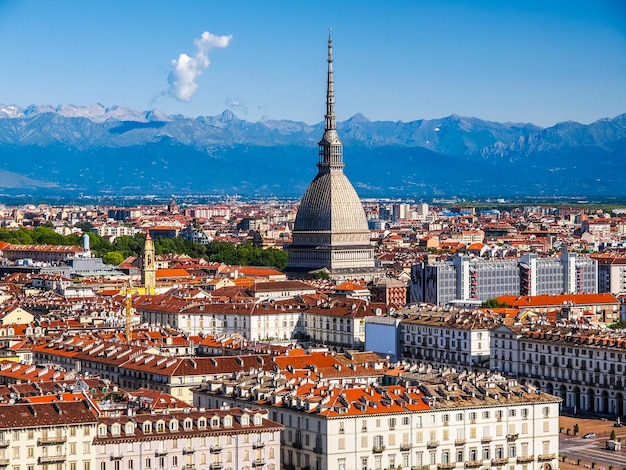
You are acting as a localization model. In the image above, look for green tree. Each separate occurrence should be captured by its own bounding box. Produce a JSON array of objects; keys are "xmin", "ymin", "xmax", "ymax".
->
[
  {"xmin": 74, "ymin": 221, "xmax": 94, "ymax": 232},
  {"xmin": 481, "ymin": 298, "xmax": 510, "ymax": 308},
  {"xmin": 103, "ymin": 251, "xmax": 125, "ymax": 266},
  {"xmin": 608, "ymin": 321, "xmax": 626, "ymax": 330}
]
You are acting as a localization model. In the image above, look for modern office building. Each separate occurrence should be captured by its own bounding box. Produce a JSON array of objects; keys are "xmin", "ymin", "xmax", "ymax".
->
[{"xmin": 411, "ymin": 252, "xmax": 597, "ymax": 305}]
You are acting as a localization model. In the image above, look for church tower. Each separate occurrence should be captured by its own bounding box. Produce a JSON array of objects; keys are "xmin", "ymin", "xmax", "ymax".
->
[
  {"xmin": 141, "ymin": 231, "xmax": 156, "ymax": 293},
  {"xmin": 285, "ymin": 35, "xmax": 377, "ymax": 281}
]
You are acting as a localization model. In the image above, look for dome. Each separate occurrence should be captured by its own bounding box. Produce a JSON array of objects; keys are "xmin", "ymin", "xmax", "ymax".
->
[{"xmin": 294, "ymin": 170, "xmax": 369, "ymax": 234}]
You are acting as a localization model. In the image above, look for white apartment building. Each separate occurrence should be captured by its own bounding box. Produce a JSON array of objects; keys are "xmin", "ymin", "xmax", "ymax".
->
[
  {"xmin": 0, "ymin": 400, "xmax": 98, "ymax": 470},
  {"xmin": 491, "ymin": 322, "xmax": 626, "ymax": 418},
  {"xmin": 94, "ymin": 407, "xmax": 283, "ymax": 470},
  {"xmin": 193, "ymin": 368, "xmax": 561, "ymax": 470},
  {"xmin": 399, "ymin": 307, "xmax": 495, "ymax": 370}
]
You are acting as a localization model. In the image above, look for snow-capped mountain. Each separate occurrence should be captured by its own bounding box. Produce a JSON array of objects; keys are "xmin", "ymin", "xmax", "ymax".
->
[{"xmin": 0, "ymin": 104, "xmax": 624, "ymax": 198}]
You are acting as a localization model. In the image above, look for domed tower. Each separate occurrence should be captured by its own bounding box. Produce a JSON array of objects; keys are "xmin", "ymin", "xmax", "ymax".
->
[{"xmin": 286, "ymin": 35, "xmax": 376, "ymax": 280}]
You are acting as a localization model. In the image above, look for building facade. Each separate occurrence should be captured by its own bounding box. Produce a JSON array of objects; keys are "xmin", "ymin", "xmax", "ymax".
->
[{"xmin": 411, "ymin": 252, "xmax": 598, "ymax": 305}]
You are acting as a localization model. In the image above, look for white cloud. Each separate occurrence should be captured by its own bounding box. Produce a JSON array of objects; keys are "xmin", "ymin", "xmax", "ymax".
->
[
  {"xmin": 167, "ymin": 31, "xmax": 232, "ymax": 102},
  {"xmin": 225, "ymin": 98, "xmax": 248, "ymax": 115}
]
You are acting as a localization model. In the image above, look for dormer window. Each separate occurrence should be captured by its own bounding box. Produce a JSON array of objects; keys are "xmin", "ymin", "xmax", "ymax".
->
[
  {"xmin": 111, "ymin": 424, "xmax": 120, "ymax": 436},
  {"xmin": 211, "ymin": 417, "xmax": 220, "ymax": 428},
  {"xmin": 241, "ymin": 415, "xmax": 249, "ymax": 426},
  {"xmin": 198, "ymin": 418, "xmax": 206, "ymax": 429},
  {"xmin": 170, "ymin": 420, "xmax": 178, "ymax": 431},
  {"xmin": 97, "ymin": 425, "xmax": 107, "ymax": 437},
  {"xmin": 183, "ymin": 419, "xmax": 192, "ymax": 431},
  {"xmin": 125, "ymin": 423, "xmax": 135, "ymax": 435},
  {"xmin": 253, "ymin": 414, "xmax": 263, "ymax": 426},
  {"xmin": 224, "ymin": 416, "xmax": 232, "ymax": 428},
  {"xmin": 143, "ymin": 422, "xmax": 152, "ymax": 433},
  {"xmin": 156, "ymin": 421, "xmax": 165, "ymax": 433}
]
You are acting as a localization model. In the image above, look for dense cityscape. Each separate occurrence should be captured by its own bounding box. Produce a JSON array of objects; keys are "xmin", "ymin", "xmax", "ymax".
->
[{"xmin": 1, "ymin": 7, "xmax": 625, "ymax": 469}]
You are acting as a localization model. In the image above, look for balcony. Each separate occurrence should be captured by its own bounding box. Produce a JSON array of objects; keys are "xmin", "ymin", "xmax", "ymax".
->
[
  {"xmin": 209, "ymin": 445, "xmax": 222, "ymax": 453},
  {"xmin": 182, "ymin": 447, "xmax": 195, "ymax": 454},
  {"xmin": 39, "ymin": 455, "xmax": 67, "ymax": 464},
  {"xmin": 438, "ymin": 463, "xmax": 456, "ymax": 470},
  {"xmin": 427, "ymin": 440, "xmax": 439, "ymax": 448},
  {"xmin": 252, "ymin": 459, "xmax": 266, "ymax": 467},
  {"xmin": 209, "ymin": 463, "xmax": 223, "ymax": 470},
  {"xmin": 184, "ymin": 465, "xmax": 196, "ymax": 470},
  {"xmin": 372, "ymin": 445, "xmax": 386, "ymax": 453},
  {"xmin": 538, "ymin": 454, "xmax": 556, "ymax": 462},
  {"xmin": 313, "ymin": 446, "xmax": 323, "ymax": 454},
  {"xmin": 506, "ymin": 434, "xmax": 518, "ymax": 441},
  {"xmin": 0, "ymin": 459, "xmax": 9, "ymax": 467},
  {"xmin": 110, "ymin": 453, "xmax": 124, "ymax": 461},
  {"xmin": 465, "ymin": 460, "xmax": 483, "ymax": 468},
  {"xmin": 480, "ymin": 436, "xmax": 492, "ymax": 444},
  {"xmin": 292, "ymin": 440, "xmax": 303, "ymax": 449},
  {"xmin": 491, "ymin": 458, "xmax": 509, "ymax": 467},
  {"xmin": 517, "ymin": 455, "xmax": 535, "ymax": 464},
  {"xmin": 253, "ymin": 441, "xmax": 265, "ymax": 449},
  {"xmin": 399, "ymin": 443, "xmax": 412, "ymax": 451},
  {"xmin": 37, "ymin": 436, "xmax": 67, "ymax": 445},
  {"xmin": 154, "ymin": 449, "xmax": 168, "ymax": 457},
  {"xmin": 0, "ymin": 441, "xmax": 8, "ymax": 448},
  {"xmin": 454, "ymin": 439, "xmax": 466, "ymax": 446}
]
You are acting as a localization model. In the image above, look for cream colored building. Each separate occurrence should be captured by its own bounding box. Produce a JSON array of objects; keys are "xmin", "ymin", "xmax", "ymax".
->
[
  {"xmin": 193, "ymin": 367, "xmax": 561, "ymax": 470},
  {"xmin": 0, "ymin": 401, "xmax": 98, "ymax": 470},
  {"xmin": 94, "ymin": 407, "xmax": 283, "ymax": 470}
]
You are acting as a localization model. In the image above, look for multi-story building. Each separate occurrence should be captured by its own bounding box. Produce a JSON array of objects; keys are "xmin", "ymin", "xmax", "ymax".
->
[
  {"xmin": 133, "ymin": 295, "xmax": 306, "ymax": 341},
  {"xmin": 0, "ymin": 400, "xmax": 98, "ymax": 470},
  {"xmin": 33, "ymin": 339, "xmax": 274, "ymax": 404},
  {"xmin": 399, "ymin": 308, "xmax": 496, "ymax": 370},
  {"xmin": 411, "ymin": 252, "xmax": 598, "ymax": 305},
  {"xmin": 593, "ymin": 253, "xmax": 626, "ymax": 293},
  {"xmin": 491, "ymin": 322, "xmax": 626, "ymax": 418},
  {"xmin": 94, "ymin": 407, "xmax": 283, "ymax": 470},
  {"xmin": 193, "ymin": 367, "xmax": 561, "ymax": 470}
]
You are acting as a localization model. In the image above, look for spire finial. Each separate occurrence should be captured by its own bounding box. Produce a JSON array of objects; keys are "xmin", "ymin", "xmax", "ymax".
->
[
  {"xmin": 325, "ymin": 30, "xmax": 335, "ymax": 132},
  {"xmin": 317, "ymin": 32, "xmax": 343, "ymax": 170}
]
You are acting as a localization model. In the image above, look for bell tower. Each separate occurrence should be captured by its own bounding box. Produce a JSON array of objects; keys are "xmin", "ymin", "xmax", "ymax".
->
[{"xmin": 141, "ymin": 231, "xmax": 156, "ymax": 293}]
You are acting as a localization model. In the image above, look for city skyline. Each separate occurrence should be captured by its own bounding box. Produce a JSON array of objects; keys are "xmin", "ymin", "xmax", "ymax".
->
[{"xmin": 0, "ymin": 0, "xmax": 624, "ymax": 127}]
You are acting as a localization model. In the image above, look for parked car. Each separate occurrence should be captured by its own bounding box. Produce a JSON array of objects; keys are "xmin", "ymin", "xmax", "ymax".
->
[{"xmin": 582, "ymin": 432, "xmax": 596, "ymax": 439}]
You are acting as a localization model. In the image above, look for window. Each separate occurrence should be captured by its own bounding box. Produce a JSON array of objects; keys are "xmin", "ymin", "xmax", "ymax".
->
[{"xmin": 145, "ymin": 458, "xmax": 151, "ymax": 469}]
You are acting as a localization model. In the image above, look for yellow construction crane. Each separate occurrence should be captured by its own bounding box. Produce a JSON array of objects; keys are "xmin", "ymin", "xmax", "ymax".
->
[{"xmin": 121, "ymin": 284, "xmax": 142, "ymax": 343}]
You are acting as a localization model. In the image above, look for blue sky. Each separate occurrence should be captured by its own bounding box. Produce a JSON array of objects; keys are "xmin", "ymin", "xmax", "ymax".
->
[{"xmin": 0, "ymin": 0, "xmax": 624, "ymax": 127}]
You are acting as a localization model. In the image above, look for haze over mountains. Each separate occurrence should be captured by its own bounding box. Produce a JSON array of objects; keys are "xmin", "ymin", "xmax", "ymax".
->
[{"xmin": 0, "ymin": 104, "xmax": 624, "ymax": 199}]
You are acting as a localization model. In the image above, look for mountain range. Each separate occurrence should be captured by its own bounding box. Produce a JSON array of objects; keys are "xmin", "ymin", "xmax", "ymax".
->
[{"xmin": 0, "ymin": 103, "xmax": 625, "ymax": 199}]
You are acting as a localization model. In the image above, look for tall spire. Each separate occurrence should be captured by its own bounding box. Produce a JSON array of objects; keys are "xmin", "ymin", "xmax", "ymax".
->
[
  {"xmin": 318, "ymin": 31, "xmax": 344, "ymax": 171},
  {"xmin": 325, "ymin": 32, "xmax": 336, "ymax": 133}
]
